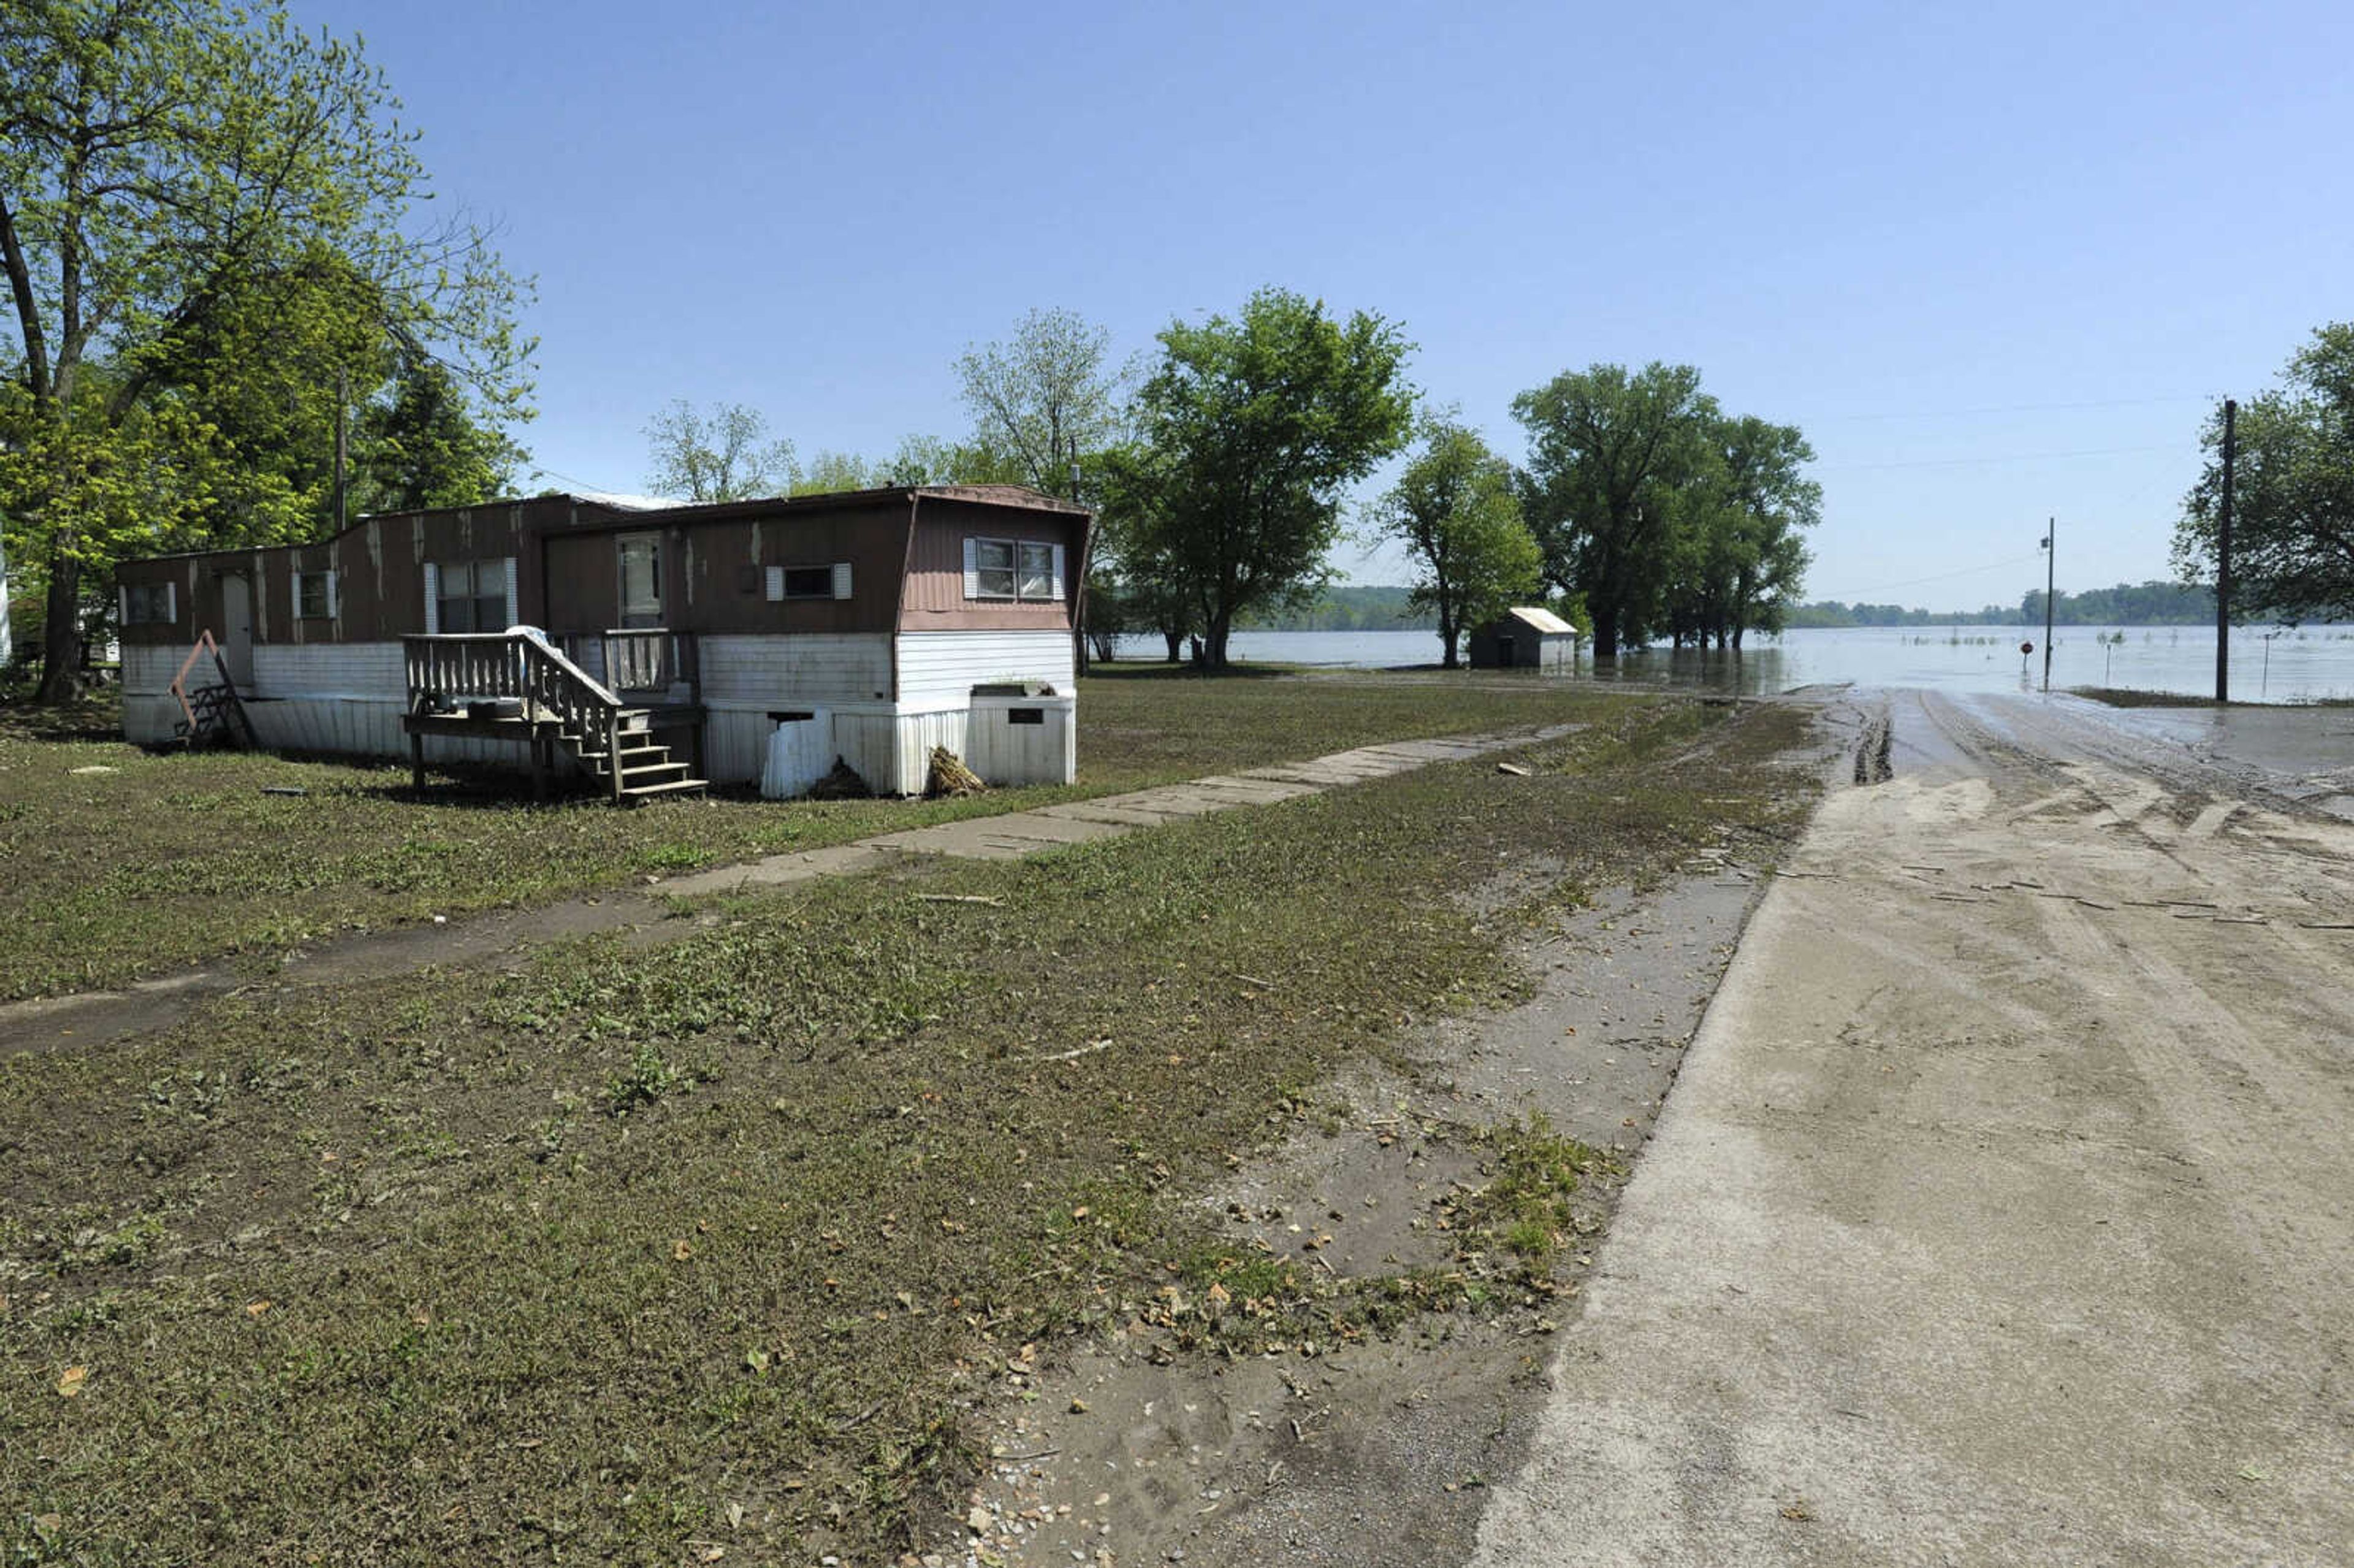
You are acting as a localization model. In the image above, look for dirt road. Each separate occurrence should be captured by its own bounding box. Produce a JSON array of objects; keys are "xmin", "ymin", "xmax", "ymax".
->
[{"xmin": 1472, "ymin": 689, "xmax": 2354, "ymax": 1565}]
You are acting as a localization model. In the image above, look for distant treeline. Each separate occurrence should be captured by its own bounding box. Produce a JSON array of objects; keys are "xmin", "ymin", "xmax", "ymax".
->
[
  {"xmin": 1237, "ymin": 584, "xmax": 1437, "ymax": 632},
  {"xmin": 1788, "ymin": 581, "xmax": 2222, "ymax": 628}
]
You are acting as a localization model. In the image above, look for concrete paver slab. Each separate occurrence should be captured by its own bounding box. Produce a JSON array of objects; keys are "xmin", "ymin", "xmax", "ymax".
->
[{"xmin": 662, "ymin": 842, "xmax": 896, "ymax": 896}]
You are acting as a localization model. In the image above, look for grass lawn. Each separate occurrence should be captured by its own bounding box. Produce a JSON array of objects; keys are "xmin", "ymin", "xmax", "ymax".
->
[
  {"xmin": 0, "ymin": 666, "xmax": 1623, "ymax": 1002},
  {"xmin": 0, "ymin": 692, "xmax": 1817, "ymax": 1563},
  {"xmin": 0, "ymin": 691, "xmax": 1822, "ymax": 1565}
]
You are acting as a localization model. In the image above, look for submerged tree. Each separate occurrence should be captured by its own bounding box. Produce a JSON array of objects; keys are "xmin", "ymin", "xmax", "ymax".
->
[
  {"xmin": 0, "ymin": 0, "xmax": 533, "ymax": 698},
  {"xmin": 1665, "ymin": 414, "xmax": 1819, "ymax": 649},
  {"xmin": 2174, "ymin": 323, "xmax": 2354, "ymax": 621},
  {"xmin": 1510, "ymin": 363, "xmax": 1714, "ymax": 658},
  {"xmin": 1367, "ymin": 419, "xmax": 1541, "ymax": 668}
]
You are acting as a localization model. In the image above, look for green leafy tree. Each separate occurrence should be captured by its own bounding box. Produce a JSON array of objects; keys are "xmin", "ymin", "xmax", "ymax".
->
[
  {"xmin": 1667, "ymin": 414, "xmax": 1819, "ymax": 649},
  {"xmin": 2175, "ymin": 324, "xmax": 2354, "ymax": 621},
  {"xmin": 1119, "ymin": 287, "xmax": 1415, "ymax": 668},
  {"xmin": 793, "ymin": 449, "xmax": 876, "ymax": 495},
  {"xmin": 956, "ymin": 307, "xmax": 1132, "ymax": 668},
  {"xmin": 355, "ymin": 358, "xmax": 522, "ymax": 514},
  {"xmin": 1093, "ymin": 438, "xmax": 1195, "ymax": 661},
  {"xmin": 954, "ymin": 307, "xmax": 1128, "ymax": 498},
  {"xmin": 1, "ymin": 0, "xmax": 533, "ymax": 699},
  {"xmin": 644, "ymin": 400, "xmax": 797, "ymax": 501},
  {"xmin": 871, "ymin": 432, "xmax": 977, "ymax": 487},
  {"xmin": 1367, "ymin": 419, "xmax": 1540, "ymax": 668},
  {"xmin": 1511, "ymin": 363, "xmax": 1715, "ymax": 658}
]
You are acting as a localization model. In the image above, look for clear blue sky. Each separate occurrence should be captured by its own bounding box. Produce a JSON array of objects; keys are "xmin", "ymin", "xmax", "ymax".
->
[{"xmin": 305, "ymin": 0, "xmax": 2350, "ymax": 609}]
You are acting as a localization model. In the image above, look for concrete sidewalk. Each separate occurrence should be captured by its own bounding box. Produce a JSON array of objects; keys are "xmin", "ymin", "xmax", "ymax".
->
[
  {"xmin": 0, "ymin": 725, "xmax": 1580, "ymax": 1053},
  {"xmin": 658, "ymin": 728, "xmax": 1574, "ymax": 891}
]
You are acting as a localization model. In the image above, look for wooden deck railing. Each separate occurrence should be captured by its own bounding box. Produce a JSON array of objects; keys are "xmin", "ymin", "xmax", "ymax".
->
[
  {"xmin": 551, "ymin": 630, "xmax": 700, "ymax": 698},
  {"xmin": 403, "ymin": 632, "xmax": 623, "ymax": 745}
]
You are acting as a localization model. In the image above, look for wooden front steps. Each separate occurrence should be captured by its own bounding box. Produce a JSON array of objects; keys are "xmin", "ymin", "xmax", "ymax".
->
[{"xmin": 402, "ymin": 633, "xmax": 708, "ymax": 804}]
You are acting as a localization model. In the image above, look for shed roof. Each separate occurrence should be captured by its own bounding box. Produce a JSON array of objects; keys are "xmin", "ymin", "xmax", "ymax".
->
[{"xmin": 1501, "ymin": 606, "xmax": 1577, "ymax": 635}]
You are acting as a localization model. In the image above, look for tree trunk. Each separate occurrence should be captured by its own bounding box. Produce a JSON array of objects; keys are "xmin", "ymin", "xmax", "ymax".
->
[
  {"xmin": 35, "ymin": 547, "xmax": 83, "ymax": 703},
  {"xmin": 1592, "ymin": 610, "xmax": 1620, "ymax": 660},
  {"xmin": 1163, "ymin": 629, "xmax": 1184, "ymax": 663},
  {"xmin": 1439, "ymin": 608, "xmax": 1459, "ymax": 669},
  {"xmin": 1206, "ymin": 612, "xmax": 1232, "ymax": 670}
]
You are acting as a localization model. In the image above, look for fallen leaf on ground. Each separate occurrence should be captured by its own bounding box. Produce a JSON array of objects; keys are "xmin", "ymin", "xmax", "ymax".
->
[{"xmin": 56, "ymin": 1366, "xmax": 88, "ymax": 1398}]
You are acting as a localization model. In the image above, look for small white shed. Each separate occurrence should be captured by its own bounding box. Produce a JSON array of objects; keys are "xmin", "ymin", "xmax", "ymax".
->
[{"xmin": 1469, "ymin": 607, "xmax": 1579, "ymax": 671}]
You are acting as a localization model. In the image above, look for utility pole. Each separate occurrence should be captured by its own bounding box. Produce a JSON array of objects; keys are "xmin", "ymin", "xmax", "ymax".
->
[
  {"xmin": 332, "ymin": 367, "xmax": 349, "ymax": 533},
  {"xmin": 1068, "ymin": 433, "xmax": 1090, "ymax": 676},
  {"xmin": 2041, "ymin": 516, "xmax": 2055, "ymax": 693},
  {"xmin": 2216, "ymin": 398, "xmax": 2236, "ymax": 702}
]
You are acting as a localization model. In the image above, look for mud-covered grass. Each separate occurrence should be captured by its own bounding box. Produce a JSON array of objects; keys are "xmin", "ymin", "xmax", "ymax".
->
[
  {"xmin": 0, "ymin": 696, "xmax": 1819, "ymax": 1565},
  {"xmin": 2071, "ymin": 687, "xmax": 2227, "ymax": 708},
  {"xmin": 0, "ymin": 672, "xmax": 1624, "ymax": 1002}
]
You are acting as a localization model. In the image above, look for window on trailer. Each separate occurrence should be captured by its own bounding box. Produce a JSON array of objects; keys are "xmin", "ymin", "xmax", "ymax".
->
[
  {"xmin": 967, "ymin": 537, "xmax": 1063, "ymax": 601},
  {"xmin": 436, "ymin": 560, "xmax": 511, "ymax": 633},
  {"xmin": 618, "ymin": 533, "xmax": 662, "ymax": 627},
  {"xmin": 768, "ymin": 565, "xmax": 833, "ymax": 599},
  {"xmin": 294, "ymin": 569, "xmax": 335, "ymax": 619},
  {"xmin": 124, "ymin": 582, "xmax": 176, "ymax": 625}
]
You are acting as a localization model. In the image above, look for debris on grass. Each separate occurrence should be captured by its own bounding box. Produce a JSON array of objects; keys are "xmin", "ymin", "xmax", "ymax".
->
[{"xmin": 926, "ymin": 747, "xmax": 986, "ymax": 799}]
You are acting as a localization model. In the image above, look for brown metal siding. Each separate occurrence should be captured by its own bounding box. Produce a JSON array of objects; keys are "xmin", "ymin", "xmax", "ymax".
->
[
  {"xmin": 543, "ymin": 530, "xmax": 622, "ymax": 631},
  {"xmin": 899, "ymin": 501, "xmax": 1086, "ymax": 630},
  {"xmin": 113, "ymin": 500, "xmax": 554, "ymax": 647},
  {"xmin": 535, "ymin": 502, "xmax": 910, "ymax": 635},
  {"xmin": 112, "ymin": 490, "xmax": 1089, "ymax": 647}
]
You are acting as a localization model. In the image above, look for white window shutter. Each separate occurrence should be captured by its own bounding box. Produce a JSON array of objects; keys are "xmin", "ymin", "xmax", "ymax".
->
[
  {"xmin": 1050, "ymin": 543, "xmax": 1066, "ymax": 600},
  {"xmin": 765, "ymin": 565, "xmax": 785, "ymax": 602},
  {"xmin": 326, "ymin": 569, "xmax": 339, "ymax": 620},
  {"xmin": 503, "ymin": 555, "xmax": 519, "ymax": 629},
  {"xmin": 423, "ymin": 562, "xmax": 440, "ymax": 635},
  {"xmin": 832, "ymin": 561, "xmax": 853, "ymax": 600},
  {"xmin": 167, "ymin": 582, "xmax": 177, "ymax": 623},
  {"xmin": 962, "ymin": 536, "xmax": 980, "ymax": 599},
  {"xmin": 118, "ymin": 585, "xmax": 129, "ymax": 626},
  {"xmin": 292, "ymin": 572, "xmax": 303, "ymax": 622}
]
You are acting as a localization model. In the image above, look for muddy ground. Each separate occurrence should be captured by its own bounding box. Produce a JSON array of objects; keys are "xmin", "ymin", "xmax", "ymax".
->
[
  {"xmin": 957, "ymin": 850, "xmax": 1789, "ymax": 1567},
  {"xmin": 1472, "ymin": 687, "xmax": 2354, "ymax": 1565}
]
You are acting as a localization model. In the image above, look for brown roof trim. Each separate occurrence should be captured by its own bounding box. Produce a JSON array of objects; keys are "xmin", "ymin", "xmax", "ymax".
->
[{"xmin": 120, "ymin": 484, "xmax": 1091, "ymax": 568}]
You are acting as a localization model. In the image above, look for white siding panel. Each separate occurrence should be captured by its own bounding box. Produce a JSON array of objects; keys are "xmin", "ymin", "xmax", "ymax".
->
[
  {"xmin": 968, "ymin": 697, "xmax": 1076, "ymax": 786},
  {"xmin": 831, "ymin": 709, "xmax": 965, "ymax": 797},
  {"xmin": 890, "ymin": 709, "xmax": 968, "ymax": 797},
  {"xmin": 896, "ymin": 631, "xmax": 1074, "ymax": 709},
  {"xmin": 700, "ymin": 634, "xmax": 892, "ymax": 706},
  {"xmin": 251, "ymin": 642, "xmax": 405, "ymax": 700},
  {"xmin": 703, "ymin": 709, "xmax": 774, "ymax": 786},
  {"xmin": 120, "ymin": 644, "xmax": 186, "ymax": 696},
  {"xmin": 243, "ymin": 697, "xmax": 404, "ymax": 758}
]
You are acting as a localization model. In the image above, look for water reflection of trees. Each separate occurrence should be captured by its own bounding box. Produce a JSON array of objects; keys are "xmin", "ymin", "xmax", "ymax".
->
[{"xmin": 1585, "ymin": 645, "xmax": 1788, "ymax": 695}]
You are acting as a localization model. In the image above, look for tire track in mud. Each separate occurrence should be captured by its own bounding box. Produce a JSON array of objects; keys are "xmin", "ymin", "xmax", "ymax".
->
[{"xmin": 1469, "ymin": 687, "xmax": 2354, "ymax": 1567}]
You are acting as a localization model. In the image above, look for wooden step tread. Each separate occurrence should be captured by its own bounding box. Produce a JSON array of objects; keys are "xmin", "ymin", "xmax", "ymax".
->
[{"xmin": 621, "ymin": 778, "xmax": 710, "ymax": 799}]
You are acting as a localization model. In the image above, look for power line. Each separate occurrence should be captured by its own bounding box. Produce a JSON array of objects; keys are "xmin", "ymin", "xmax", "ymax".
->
[
  {"xmin": 1813, "ymin": 551, "xmax": 2045, "ymax": 600},
  {"xmin": 1805, "ymin": 394, "xmax": 2213, "ymax": 424},
  {"xmin": 1815, "ymin": 443, "xmax": 2181, "ymax": 473},
  {"xmin": 530, "ymin": 464, "xmax": 629, "ymax": 495}
]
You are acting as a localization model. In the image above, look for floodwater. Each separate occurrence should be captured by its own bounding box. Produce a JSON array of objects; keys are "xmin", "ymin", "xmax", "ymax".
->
[{"xmin": 1114, "ymin": 625, "xmax": 2354, "ymax": 704}]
